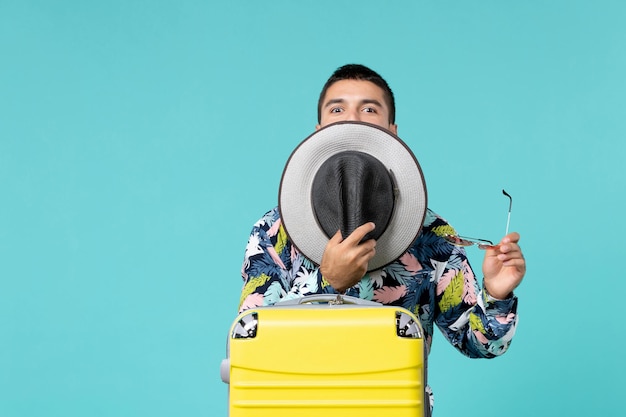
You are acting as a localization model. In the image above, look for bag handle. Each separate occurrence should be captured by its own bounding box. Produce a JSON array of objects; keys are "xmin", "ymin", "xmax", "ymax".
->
[{"xmin": 276, "ymin": 294, "xmax": 381, "ymax": 306}]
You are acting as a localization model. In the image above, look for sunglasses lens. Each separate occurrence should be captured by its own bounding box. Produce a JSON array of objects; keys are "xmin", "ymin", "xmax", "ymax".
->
[
  {"xmin": 478, "ymin": 243, "xmax": 499, "ymax": 250},
  {"xmin": 443, "ymin": 235, "xmax": 476, "ymax": 247},
  {"xmin": 444, "ymin": 234, "xmax": 496, "ymax": 248}
]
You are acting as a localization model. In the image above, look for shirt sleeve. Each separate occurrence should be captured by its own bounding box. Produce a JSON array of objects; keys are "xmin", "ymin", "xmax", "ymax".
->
[
  {"xmin": 238, "ymin": 208, "xmax": 330, "ymax": 312},
  {"xmin": 433, "ymin": 244, "xmax": 518, "ymax": 358}
]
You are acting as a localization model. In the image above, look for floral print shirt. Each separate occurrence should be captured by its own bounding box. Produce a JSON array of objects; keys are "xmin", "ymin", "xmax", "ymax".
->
[{"xmin": 239, "ymin": 206, "xmax": 518, "ymax": 359}]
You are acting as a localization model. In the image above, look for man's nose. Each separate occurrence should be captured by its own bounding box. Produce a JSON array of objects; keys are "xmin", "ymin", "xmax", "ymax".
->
[{"xmin": 345, "ymin": 109, "xmax": 361, "ymax": 121}]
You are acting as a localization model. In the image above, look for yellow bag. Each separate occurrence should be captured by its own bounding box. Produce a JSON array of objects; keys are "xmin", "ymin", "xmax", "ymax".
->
[{"xmin": 221, "ymin": 295, "xmax": 428, "ymax": 417}]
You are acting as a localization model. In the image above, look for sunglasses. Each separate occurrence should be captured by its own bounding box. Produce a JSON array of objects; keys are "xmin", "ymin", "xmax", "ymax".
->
[{"xmin": 443, "ymin": 190, "xmax": 512, "ymax": 250}]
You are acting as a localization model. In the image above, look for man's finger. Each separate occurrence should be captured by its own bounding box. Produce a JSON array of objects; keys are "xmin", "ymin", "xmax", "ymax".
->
[
  {"xmin": 343, "ymin": 222, "xmax": 376, "ymax": 245},
  {"xmin": 502, "ymin": 232, "xmax": 521, "ymax": 244},
  {"xmin": 328, "ymin": 229, "xmax": 343, "ymax": 246}
]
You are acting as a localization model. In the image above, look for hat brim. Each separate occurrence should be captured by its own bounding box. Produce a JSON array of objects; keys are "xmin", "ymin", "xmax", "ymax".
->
[{"xmin": 279, "ymin": 121, "xmax": 427, "ymax": 271}]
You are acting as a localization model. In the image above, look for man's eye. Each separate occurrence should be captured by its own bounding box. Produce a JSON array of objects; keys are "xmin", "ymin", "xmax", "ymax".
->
[
  {"xmin": 330, "ymin": 108, "xmax": 343, "ymax": 113},
  {"xmin": 363, "ymin": 107, "xmax": 377, "ymax": 113}
]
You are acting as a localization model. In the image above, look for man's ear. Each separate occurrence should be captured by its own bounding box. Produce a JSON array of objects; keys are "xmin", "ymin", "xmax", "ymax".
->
[
  {"xmin": 389, "ymin": 124, "xmax": 398, "ymax": 135},
  {"xmin": 315, "ymin": 124, "xmax": 321, "ymax": 131}
]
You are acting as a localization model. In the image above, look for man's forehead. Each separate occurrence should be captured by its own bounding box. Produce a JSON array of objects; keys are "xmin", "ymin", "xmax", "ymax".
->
[
  {"xmin": 326, "ymin": 79, "xmax": 385, "ymax": 93},
  {"xmin": 323, "ymin": 80, "xmax": 387, "ymax": 103}
]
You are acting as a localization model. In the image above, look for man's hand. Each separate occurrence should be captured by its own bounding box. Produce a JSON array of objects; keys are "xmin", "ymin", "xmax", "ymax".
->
[
  {"xmin": 320, "ymin": 222, "xmax": 377, "ymax": 293},
  {"xmin": 482, "ymin": 232, "xmax": 526, "ymax": 299}
]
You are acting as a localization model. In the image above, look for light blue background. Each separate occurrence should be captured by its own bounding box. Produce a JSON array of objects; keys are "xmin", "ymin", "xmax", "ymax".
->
[{"xmin": 2, "ymin": 1, "xmax": 624, "ymax": 416}]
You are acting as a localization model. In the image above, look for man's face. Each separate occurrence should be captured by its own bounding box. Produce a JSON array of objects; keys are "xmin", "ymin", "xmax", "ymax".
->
[{"xmin": 317, "ymin": 79, "xmax": 398, "ymax": 134}]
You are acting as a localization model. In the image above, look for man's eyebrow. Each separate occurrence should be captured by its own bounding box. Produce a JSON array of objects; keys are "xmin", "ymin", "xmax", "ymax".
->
[
  {"xmin": 360, "ymin": 99, "xmax": 383, "ymax": 107},
  {"xmin": 323, "ymin": 98, "xmax": 383, "ymax": 108},
  {"xmin": 323, "ymin": 98, "xmax": 345, "ymax": 108}
]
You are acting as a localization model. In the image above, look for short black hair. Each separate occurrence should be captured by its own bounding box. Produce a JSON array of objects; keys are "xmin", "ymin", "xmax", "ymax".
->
[{"xmin": 317, "ymin": 64, "xmax": 396, "ymax": 124}]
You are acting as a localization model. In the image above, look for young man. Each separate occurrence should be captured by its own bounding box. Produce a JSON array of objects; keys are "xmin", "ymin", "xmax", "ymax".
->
[{"xmin": 239, "ymin": 64, "xmax": 526, "ymax": 410}]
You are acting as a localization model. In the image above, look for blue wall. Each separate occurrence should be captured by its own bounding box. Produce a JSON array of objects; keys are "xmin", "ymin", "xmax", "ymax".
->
[{"xmin": 2, "ymin": 1, "xmax": 624, "ymax": 416}]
